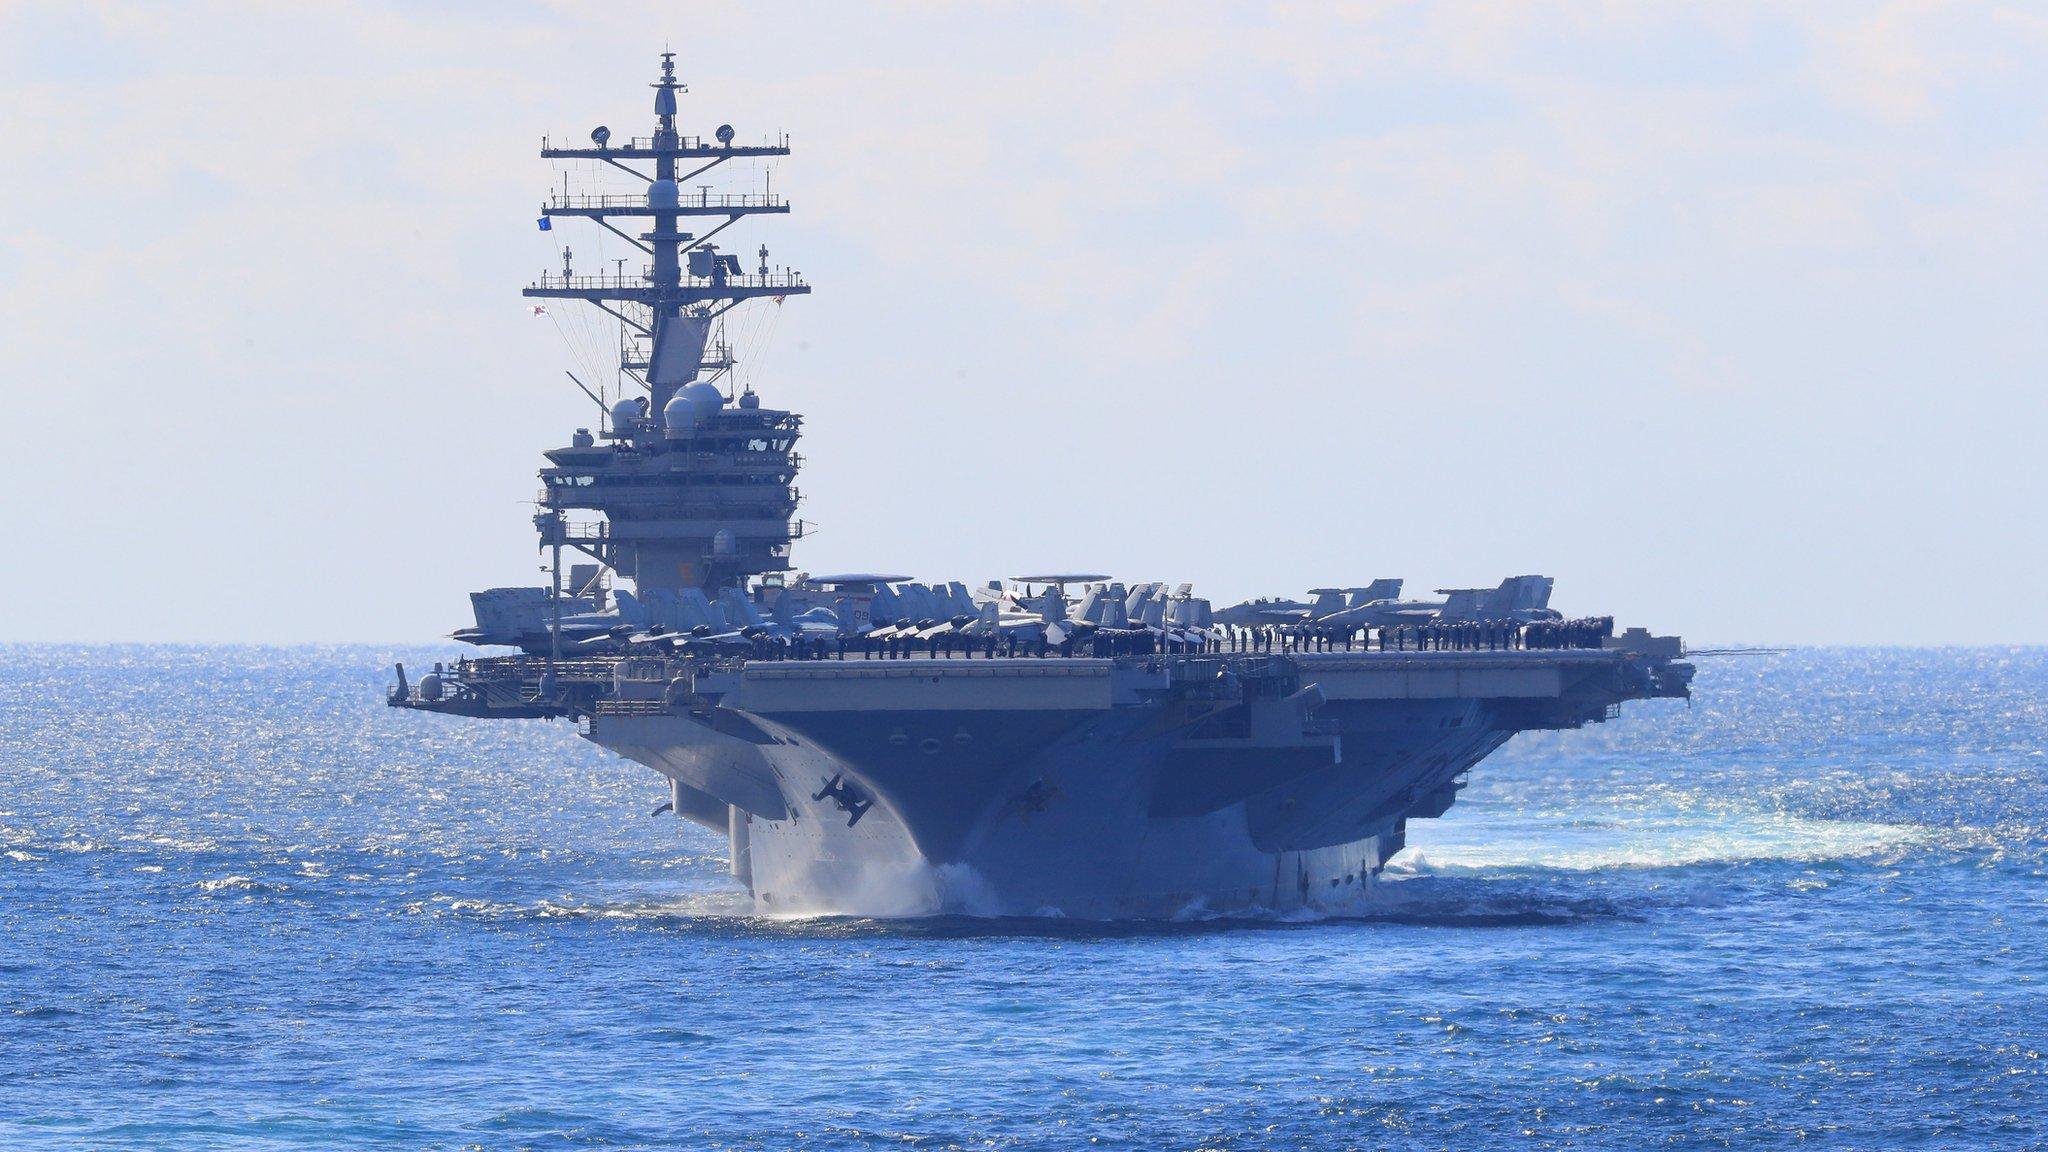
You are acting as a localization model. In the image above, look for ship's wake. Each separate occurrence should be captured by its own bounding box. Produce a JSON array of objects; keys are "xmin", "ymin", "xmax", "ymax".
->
[
  {"xmin": 386, "ymin": 806, "xmax": 1928, "ymax": 934},
  {"xmin": 1396, "ymin": 804, "xmax": 1922, "ymax": 875}
]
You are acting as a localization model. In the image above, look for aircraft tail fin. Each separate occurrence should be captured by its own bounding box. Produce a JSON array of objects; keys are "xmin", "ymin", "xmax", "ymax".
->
[
  {"xmin": 1033, "ymin": 586, "xmax": 1066, "ymax": 623},
  {"xmin": 680, "ymin": 588, "xmax": 725, "ymax": 631},
  {"xmin": 1102, "ymin": 584, "xmax": 1129, "ymax": 628},
  {"xmin": 642, "ymin": 588, "xmax": 689, "ymax": 630},
  {"xmin": 1142, "ymin": 595, "xmax": 1167, "ymax": 629},
  {"xmin": 1124, "ymin": 582, "xmax": 1156, "ymax": 619},
  {"xmin": 1350, "ymin": 579, "xmax": 1402, "ymax": 607},
  {"xmin": 1438, "ymin": 589, "xmax": 1484, "ymax": 621},
  {"xmin": 901, "ymin": 583, "xmax": 940, "ymax": 622},
  {"xmin": 466, "ymin": 588, "xmax": 552, "ymax": 644},
  {"xmin": 868, "ymin": 584, "xmax": 903, "ymax": 625},
  {"xmin": 944, "ymin": 582, "xmax": 975, "ymax": 617},
  {"xmin": 1072, "ymin": 587, "xmax": 1103, "ymax": 624},
  {"xmin": 1309, "ymin": 588, "xmax": 1347, "ymax": 619},
  {"xmin": 612, "ymin": 588, "xmax": 649, "ymax": 627},
  {"xmin": 1508, "ymin": 574, "xmax": 1554, "ymax": 612},
  {"xmin": 719, "ymin": 586, "xmax": 766, "ymax": 630}
]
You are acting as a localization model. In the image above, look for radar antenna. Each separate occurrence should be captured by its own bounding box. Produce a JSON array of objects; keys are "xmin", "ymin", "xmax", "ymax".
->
[{"xmin": 527, "ymin": 52, "xmax": 807, "ymax": 418}]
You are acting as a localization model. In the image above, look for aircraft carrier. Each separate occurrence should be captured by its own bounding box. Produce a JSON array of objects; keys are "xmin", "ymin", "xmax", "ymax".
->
[{"xmin": 389, "ymin": 55, "xmax": 1695, "ymax": 918}]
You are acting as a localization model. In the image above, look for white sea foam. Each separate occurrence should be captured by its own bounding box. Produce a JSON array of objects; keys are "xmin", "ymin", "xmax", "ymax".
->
[
  {"xmin": 195, "ymin": 875, "xmax": 262, "ymax": 894},
  {"xmin": 534, "ymin": 888, "xmax": 755, "ymax": 921},
  {"xmin": 1397, "ymin": 806, "xmax": 1921, "ymax": 874},
  {"xmin": 122, "ymin": 833, "xmax": 223, "ymax": 854},
  {"xmin": 403, "ymin": 886, "xmax": 756, "ymax": 923},
  {"xmin": 748, "ymin": 859, "xmax": 1015, "ymax": 920}
]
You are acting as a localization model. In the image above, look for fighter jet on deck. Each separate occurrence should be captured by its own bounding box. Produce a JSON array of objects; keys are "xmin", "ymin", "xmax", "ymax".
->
[
  {"xmin": 1219, "ymin": 576, "xmax": 1561, "ymax": 632},
  {"xmin": 1214, "ymin": 580, "xmax": 1403, "ymax": 628}
]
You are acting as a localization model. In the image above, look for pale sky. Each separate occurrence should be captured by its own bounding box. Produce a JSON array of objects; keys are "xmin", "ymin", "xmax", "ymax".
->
[{"xmin": 2, "ymin": 2, "xmax": 2044, "ymax": 645}]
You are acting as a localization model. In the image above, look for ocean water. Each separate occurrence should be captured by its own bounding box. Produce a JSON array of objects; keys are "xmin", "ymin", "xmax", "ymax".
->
[{"xmin": 1, "ymin": 646, "xmax": 2043, "ymax": 1150}]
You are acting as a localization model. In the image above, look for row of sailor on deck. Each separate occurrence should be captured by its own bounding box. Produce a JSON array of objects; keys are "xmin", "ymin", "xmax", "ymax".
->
[
  {"xmin": 1229, "ymin": 616, "xmax": 1615, "ymax": 653},
  {"xmin": 737, "ymin": 616, "xmax": 1619, "ymax": 660}
]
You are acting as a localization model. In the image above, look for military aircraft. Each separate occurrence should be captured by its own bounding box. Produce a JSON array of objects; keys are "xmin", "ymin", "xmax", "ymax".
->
[
  {"xmin": 630, "ymin": 623, "xmax": 758, "ymax": 656},
  {"xmin": 770, "ymin": 592, "xmax": 851, "ymax": 638},
  {"xmin": 948, "ymin": 578, "xmax": 1152, "ymax": 647},
  {"xmin": 782, "ymin": 573, "xmax": 910, "ymax": 633},
  {"xmin": 1434, "ymin": 575, "xmax": 1561, "ymax": 623},
  {"xmin": 861, "ymin": 581, "xmax": 981, "ymax": 641},
  {"xmin": 1213, "ymin": 580, "xmax": 1402, "ymax": 628},
  {"xmin": 454, "ymin": 585, "xmax": 610, "ymax": 651},
  {"xmin": 718, "ymin": 585, "xmax": 848, "ymax": 641},
  {"xmin": 1325, "ymin": 574, "xmax": 1560, "ymax": 629},
  {"xmin": 1142, "ymin": 584, "xmax": 1221, "ymax": 647},
  {"xmin": 1220, "ymin": 575, "xmax": 1561, "ymax": 633}
]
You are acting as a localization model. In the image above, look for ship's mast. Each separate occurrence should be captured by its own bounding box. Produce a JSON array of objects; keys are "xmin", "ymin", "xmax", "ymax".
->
[
  {"xmin": 525, "ymin": 52, "xmax": 808, "ymax": 417},
  {"xmin": 526, "ymin": 55, "xmax": 811, "ymax": 597}
]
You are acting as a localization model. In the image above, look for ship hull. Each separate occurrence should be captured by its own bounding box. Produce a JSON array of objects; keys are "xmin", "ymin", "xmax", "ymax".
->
[
  {"xmin": 585, "ymin": 672, "xmax": 1541, "ymax": 918},
  {"xmin": 596, "ymin": 711, "xmax": 1399, "ymax": 918},
  {"xmin": 399, "ymin": 647, "xmax": 1690, "ymax": 920}
]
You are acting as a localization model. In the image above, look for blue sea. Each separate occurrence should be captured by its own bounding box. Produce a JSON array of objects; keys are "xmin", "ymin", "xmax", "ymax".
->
[{"xmin": 1, "ymin": 646, "xmax": 2043, "ymax": 1149}]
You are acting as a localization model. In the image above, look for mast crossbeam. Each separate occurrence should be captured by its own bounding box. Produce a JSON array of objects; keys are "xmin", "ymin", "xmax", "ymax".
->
[
  {"xmin": 546, "ymin": 205, "xmax": 789, "ymax": 219},
  {"xmin": 543, "ymin": 142, "xmax": 789, "ymax": 159},
  {"xmin": 525, "ymin": 268, "xmax": 805, "ymax": 293},
  {"xmin": 522, "ymin": 280, "xmax": 809, "ymax": 306},
  {"xmin": 547, "ymin": 193, "xmax": 786, "ymax": 216}
]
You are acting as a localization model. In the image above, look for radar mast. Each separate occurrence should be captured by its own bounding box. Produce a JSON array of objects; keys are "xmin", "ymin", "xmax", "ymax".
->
[
  {"xmin": 525, "ymin": 52, "xmax": 808, "ymax": 417},
  {"xmin": 526, "ymin": 55, "xmax": 811, "ymax": 596}
]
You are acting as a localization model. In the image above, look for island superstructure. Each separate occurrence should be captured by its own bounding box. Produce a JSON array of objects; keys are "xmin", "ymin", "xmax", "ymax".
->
[{"xmin": 390, "ymin": 56, "xmax": 1694, "ymax": 918}]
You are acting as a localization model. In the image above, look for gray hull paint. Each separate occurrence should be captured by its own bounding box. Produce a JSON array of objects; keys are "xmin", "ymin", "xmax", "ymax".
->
[
  {"xmin": 382, "ymin": 647, "xmax": 1693, "ymax": 919},
  {"xmin": 586, "ymin": 685, "xmax": 1530, "ymax": 918}
]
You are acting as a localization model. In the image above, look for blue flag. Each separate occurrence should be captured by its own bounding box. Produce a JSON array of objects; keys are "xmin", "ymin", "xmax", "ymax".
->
[{"xmin": 536, "ymin": 217, "xmax": 552, "ymax": 231}]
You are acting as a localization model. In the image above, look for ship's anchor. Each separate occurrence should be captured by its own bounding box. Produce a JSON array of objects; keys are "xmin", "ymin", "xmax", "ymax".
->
[{"xmin": 811, "ymin": 774, "xmax": 873, "ymax": 827}]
